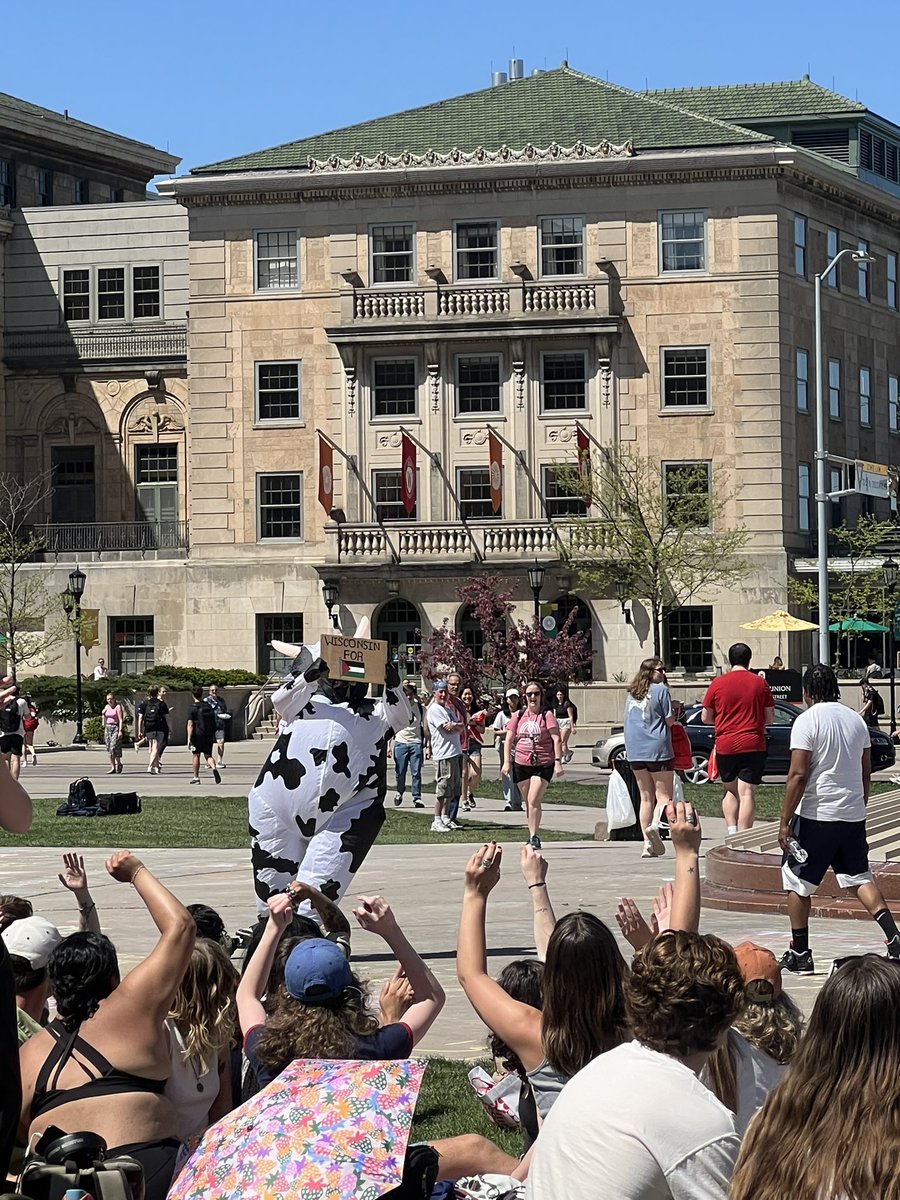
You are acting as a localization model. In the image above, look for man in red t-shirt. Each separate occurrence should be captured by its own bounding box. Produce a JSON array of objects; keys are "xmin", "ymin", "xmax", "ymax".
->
[{"xmin": 701, "ymin": 643, "xmax": 774, "ymax": 833}]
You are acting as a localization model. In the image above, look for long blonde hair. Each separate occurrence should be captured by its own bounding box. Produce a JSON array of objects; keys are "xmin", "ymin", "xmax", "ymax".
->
[
  {"xmin": 731, "ymin": 956, "xmax": 900, "ymax": 1200},
  {"xmin": 168, "ymin": 938, "xmax": 238, "ymax": 1069},
  {"xmin": 627, "ymin": 658, "xmax": 663, "ymax": 702}
]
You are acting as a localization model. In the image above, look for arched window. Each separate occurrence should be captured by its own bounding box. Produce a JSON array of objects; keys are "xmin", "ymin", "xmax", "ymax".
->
[
  {"xmin": 557, "ymin": 594, "xmax": 593, "ymax": 681},
  {"xmin": 457, "ymin": 604, "xmax": 485, "ymax": 660},
  {"xmin": 375, "ymin": 598, "xmax": 421, "ymax": 677}
]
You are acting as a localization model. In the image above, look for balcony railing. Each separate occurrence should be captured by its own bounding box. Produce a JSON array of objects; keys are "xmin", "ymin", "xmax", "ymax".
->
[
  {"xmin": 329, "ymin": 520, "xmax": 613, "ymax": 564},
  {"xmin": 3, "ymin": 325, "xmax": 188, "ymax": 368},
  {"xmin": 29, "ymin": 521, "xmax": 189, "ymax": 555},
  {"xmin": 345, "ymin": 279, "xmax": 610, "ymax": 326}
]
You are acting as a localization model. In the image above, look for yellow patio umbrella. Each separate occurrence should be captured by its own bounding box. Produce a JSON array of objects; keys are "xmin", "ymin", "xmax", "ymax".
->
[{"xmin": 740, "ymin": 609, "xmax": 819, "ymax": 660}]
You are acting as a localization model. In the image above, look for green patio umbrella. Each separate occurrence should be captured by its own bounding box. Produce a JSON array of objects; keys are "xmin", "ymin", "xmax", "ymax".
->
[{"xmin": 827, "ymin": 618, "xmax": 890, "ymax": 633}]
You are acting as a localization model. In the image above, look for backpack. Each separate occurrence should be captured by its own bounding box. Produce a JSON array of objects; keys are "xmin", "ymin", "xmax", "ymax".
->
[
  {"xmin": 11, "ymin": 1128, "xmax": 144, "ymax": 1200},
  {"xmin": 141, "ymin": 698, "xmax": 162, "ymax": 732},
  {"xmin": 871, "ymin": 688, "xmax": 885, "ymax": 716},
  {"xmin": 98, "ymin": 791, "xmax": 141, "ymax": 815},
  {"xmin": 0, "ymin": 701, "xmax": 20, "ymax": 735},
  {"xmin": 194, "ymin": 702, "xmax": 216, "ymax": 738},
  {"xmin": 56, "ymin": 777, "xmax": 100, "ymax": 818}
]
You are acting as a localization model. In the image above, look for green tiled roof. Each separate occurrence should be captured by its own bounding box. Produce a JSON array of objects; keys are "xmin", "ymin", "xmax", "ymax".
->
[
  {"xmin": 194, "ymin": 66, "xmax": 770, "ymax": 173},
  {"xmin": 644, "ymin": 77, "xmax": 866, "ymax": 122}
]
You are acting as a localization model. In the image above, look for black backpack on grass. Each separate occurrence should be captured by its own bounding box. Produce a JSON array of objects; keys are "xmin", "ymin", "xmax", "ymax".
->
[{"xmin": 56, "ymin": 778, "xmax": 100, "ymax": 818}]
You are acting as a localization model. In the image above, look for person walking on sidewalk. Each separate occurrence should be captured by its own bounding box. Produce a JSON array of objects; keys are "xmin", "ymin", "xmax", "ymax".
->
[
  {"xmin": 493, "ymin": 689, "xmax": 522, "ymax": 812},
  {"xmin": 426, "ymin": 681, "xmax": 464, "ymax": 832},
  {"xmin": 392, "ymin": 680, "xmax": 425, "ymax": 809},
  {"xmin": 503, "ymin": 681, "xmax": 563, "ymax": 851},
  {"xmin": 137, "ymin": 686, "xmax": 168, "ymax": 775},
  {"xmin": 102, "ymin": 692, "xmax": 124, "ymax": 774},
  {"xmin": 187, "ymin": 687, "xmax": 221, "ymax": 785},
  {"xmin": 444, "ymin": 673, "xmax": 468, "ymax": 825},
  {"xmin": 778, "ymin": 663, "xmax": 900, "ymax": 975},
  {"xmin": 205, "ymin": 684, "xmax": 229, "ymax": 769},
  {"xmin": 701, "ymin": 643, "xmax": 774, "ymax": 833},
  {"xmin": 623, "ymin": 658, "xmax": 676, "ymax": 858}
]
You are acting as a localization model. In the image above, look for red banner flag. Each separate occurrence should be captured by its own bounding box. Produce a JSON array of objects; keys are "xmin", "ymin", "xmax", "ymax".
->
[
  {"xmin": 576, "ymin": 425, "xmax": 592, "ymax": 506},
  {"xmin": 318, "ymin": 434, "xmax": 334, "ymax": 516},
  {"xmin": 401, "ymin": 433, "xmax": 417, "ymax": 515},
  {"xmin": 488, "ymin": 431, "xmax": 503, "ymax": 515}
]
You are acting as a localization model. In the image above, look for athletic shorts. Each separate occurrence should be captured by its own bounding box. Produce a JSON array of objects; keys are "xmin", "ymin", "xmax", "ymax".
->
[
  {"xmin": 0, "ymin": 734, "xmax": 23, "ymax": 756},
  {"xmin": 214, "ymin": 727, "xmax": 225, "ymax": 743},
  {"xmin": 513, "ymin": 762, "xmax": 554, "ymax": 783},
  {"xmin": 145, "ymin": 730, "xmax": 163, "ymax": 743},
  {"xmin": 629, "ymin": 759, "xmax": 674, "ymax": 773},
  {"xmin": 716, "ymin": 750, "xmax": 767, "ymax": 785},
  {"xmin": 781, "ymin": 815, "xmax": 874, "ymax": 897},
  {"xmin": 191, "ymin": 737, "xmax": 215, "ymax": 758},
  {"xmin": 557, "ymin": 717, "xmax": 571, "ymax": 731}
]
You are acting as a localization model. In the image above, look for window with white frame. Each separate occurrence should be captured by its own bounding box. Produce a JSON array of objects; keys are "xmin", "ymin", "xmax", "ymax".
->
[
  {"xmin": 62, "ymin": 270, "xmax": 91, "ymax": 321},
  {"xmin": 371, "ymin": 224, "xmax": 415, "ymax": 283},
  {"xmin": 664, "ymin": 606, "xmax": 713, "ymax": 673},
  {"xmin": 889, "ymin": 252, "xmax": 899, "ymax": 310},
  {"xmin": 859, "ymin": 366, "xmax": 871, "ymax": 425},
  {"xmin": 61, "ymin": 265, "xmax": 161, "ymax": 323},
  {"xmin": 794, "ymin": 215, "xmax": 807, "ymax": 276},
  {"xmin": 659, "ymin": 210, "xmax": 706, "ymax": 272},
  {"xmin": 373, "ymin": 469, "xmax": 416, "ymax": 521},
  {"xmin": 542, "ymin": 465, "xmax": 588, "ymax": 517},
  {"xmin": 98, "ymin": 267, "xmax": 126, "ymax": 320},
  {"xmin": 661, "ymin": 347, "xmax": 710, "ymax": 409},
  {"xmin": 255, "ymin": 231, "xmax": 299, "ymax": 290},
  {"xmin": 257, "ymin": 473, "xmax": 303, "ymax": 540},
  {"xmin": 828, "ymin": 359, "xmax": 841, "ymax": 419},
  {"xmin": 456, "ymin": 355, "xmax": 502, "ymax": 414},
  {"xmin": 891, "ymin": 375, "xmax": 899, "ymax": 432},
  {"xmin": 539, "ymin": 216, "xmax": 585, "ymax": 276},
  {"xmin": 858, "ymin": 240, "xmax": 870, "ymax": 299},
  {"xmin": 826, "ymin": 228, "xmax": 840, "ymax": 288},
  {"xmin": 110, "ymin": 616, "xmax": 154, "ymax": 675},
  {"xmin": 457, "ymin": 467, "xmax": 498, "ymax": 519},
  {"xmin": 255, "ymin": 362, "xmax": 302, "ymax": 422},
  {"xmin": 541, "ymin": 352, "xmax": 588, "ymax": 412},
  {"xmin": 132, "ymin": 266, "xmax": 160, "ymax": 318},
  {"xmin": 663, "ymin": 462, "xmax": 711, "ymax": 527},
  {"xmin": 372, "ymin": 359, "xmax": 417, "ymax": 417},
  {"xmin": 798, "ymin": 463, "xmax": 811, "ymax": 532},
  {"xmin": 796, "ymin": 349, "xmax": 809, "ymax": 412},
  {"xmin": 454, "ymin": 221, "xmax": 499, "ymax": 280}
]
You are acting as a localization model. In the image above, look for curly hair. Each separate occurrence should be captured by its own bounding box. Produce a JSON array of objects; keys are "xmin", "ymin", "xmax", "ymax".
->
[
  {"xmin": 169, "ymin": 938, "xmax": 239, "ymax": 1069},
  {"xmin": 0, "ymin": 895, "xmax": 33, "ymax": 931},
  {"xmin": 626, "ymin": 658, "xmax": 663, "ymax": 703},
  {"xmin": 625, "ymin": 931, "xmax": 744, "ymax": 1058},
  {"xmin": 48, "ymin": 932, "xmax": 120, "ymax": 1032},
  {"xmin": 803, "ymin": 662, "xmax": 841, "ymax": 704},
  {"xmin": 253, "ymin": 973, "xmax": 379, "ymax": 1075},
  {"xmin": 488, "ymin": 959, "xmax": 544, "ymax": 1077},
  {"xmin": 705, "ymin": 992, "xmax": 804, "ymax": 1113}
]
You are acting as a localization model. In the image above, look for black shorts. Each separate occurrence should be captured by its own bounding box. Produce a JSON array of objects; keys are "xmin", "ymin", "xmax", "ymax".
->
[
  {"xmin": 191, "ymin": 737, "xmax": 215, "ymax": 758},
  {"xmin": 781, "ymin": 815, "xmax": 873, "ymax": 897},
  {"xmin": 513, "ymin": 762, "xmax": 554, "ymax": 783},
  {"xmin": 0, "ymin": 734, "xmax": 23, "ymax": 756},
  {"xmin": 629, "ymin": 759, "xmax": 674, "ymax": 773},
  {"xmin": 716, "ymin": 750, "xmax": 767, "ymax": 785}
]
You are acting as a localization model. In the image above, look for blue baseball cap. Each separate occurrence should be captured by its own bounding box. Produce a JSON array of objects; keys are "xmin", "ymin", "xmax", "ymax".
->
[
  {"xmin": 283, "ymin": 938, "xmax": 353, "ymax": 1005},
  {"xmin": 432, "ymin": 680, "xmax": 448, "ymax": 692}
]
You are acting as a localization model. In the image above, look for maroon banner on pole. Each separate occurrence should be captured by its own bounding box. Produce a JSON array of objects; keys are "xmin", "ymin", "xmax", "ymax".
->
[
  {"xmin": 401, "ymin": 433, "xmax": 417, "ymax": 515},
  {"xmin": 317, "ymin": 434, "xmax": 334, "ymax": 516},
  {"xmin": 576, "ymin": 425, "xmax": 592, "ymax": 506},
  {"xmin": 488, "ymin": 432, "xmax": 503, "ymax": 514}
]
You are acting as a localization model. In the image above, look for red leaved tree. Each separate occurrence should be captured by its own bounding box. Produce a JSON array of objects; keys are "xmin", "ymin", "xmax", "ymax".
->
[{"xmin": 417, "ymin": 574, "xmax": 592, "ymax": 695}]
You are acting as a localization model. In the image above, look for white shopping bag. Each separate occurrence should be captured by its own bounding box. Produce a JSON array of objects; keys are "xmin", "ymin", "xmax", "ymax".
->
[
  {"xmin": 606, "ymin": 770, "xmax": 635, "ymax": 832},
  {"xmin": 467, "ymin": 1066, "xmax": 521, "ymax": 1130}
]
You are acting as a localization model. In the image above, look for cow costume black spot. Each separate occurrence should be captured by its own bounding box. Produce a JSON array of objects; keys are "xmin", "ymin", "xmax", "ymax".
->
[{"xmin": 248, "ymin": 635, "xmax": 412, "ymax": 913}]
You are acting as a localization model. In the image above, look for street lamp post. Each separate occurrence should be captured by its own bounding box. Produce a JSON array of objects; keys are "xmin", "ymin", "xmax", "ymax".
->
[
  {"xmin": 883, "ymin": 556, "xmax": 898, "ymax": 737},
  {"xmin": 815, "ymin": 246, "xmax": 875, "ymax": 664},
  {"xmin": 62, "ymin": 566, "xmax": 87, "ymax": 744},
  {"xmin": 527, "ymin": 561, "xmax": 545, "ymax": 623}
]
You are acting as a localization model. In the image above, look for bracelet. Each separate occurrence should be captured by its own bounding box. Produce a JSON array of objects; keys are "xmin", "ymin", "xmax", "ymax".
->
[
  {"xmin": 528, "ymin": 883, "xmax": 547, "ymax": 890},
  {"xmin": 130, "ymin": 865, "xmax": 147, "ymax": 887},
  {"xmin": 78, "ymin": 901, "xmax": 96, "ymax": 914}
]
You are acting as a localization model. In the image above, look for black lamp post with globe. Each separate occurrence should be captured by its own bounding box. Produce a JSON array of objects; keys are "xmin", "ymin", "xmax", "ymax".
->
[{"xmin": 61, "ymin": 566, "xmax": 86, "ymax": 744}]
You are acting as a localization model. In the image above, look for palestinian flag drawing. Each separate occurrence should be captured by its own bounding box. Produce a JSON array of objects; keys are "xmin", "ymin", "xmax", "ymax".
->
[{"xmin": 341, "ymin": 660, "xmax": 366, "ymax": 679}]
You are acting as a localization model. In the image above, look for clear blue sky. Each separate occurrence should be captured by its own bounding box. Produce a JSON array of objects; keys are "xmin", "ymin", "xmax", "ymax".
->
[{"xmin": 11, "ymin": 0, "xmax": 900, "ymax": 175}]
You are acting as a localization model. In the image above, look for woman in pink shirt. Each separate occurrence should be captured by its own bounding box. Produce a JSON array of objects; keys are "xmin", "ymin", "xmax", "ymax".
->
[{"xmin": 502, "ymin": 681, "xmax": 563, "ymax": 850}]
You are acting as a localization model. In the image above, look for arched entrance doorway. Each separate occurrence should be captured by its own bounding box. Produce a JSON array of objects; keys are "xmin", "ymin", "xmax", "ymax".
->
[{"xmin": 375, "ymin": 598, "xmax": 421, "ymax": 677}]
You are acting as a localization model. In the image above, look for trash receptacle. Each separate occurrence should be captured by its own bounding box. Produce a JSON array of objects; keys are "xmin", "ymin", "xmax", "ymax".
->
[{"xmin": 608, "ymin": 758, "xmax": 643, "ymax": 841}]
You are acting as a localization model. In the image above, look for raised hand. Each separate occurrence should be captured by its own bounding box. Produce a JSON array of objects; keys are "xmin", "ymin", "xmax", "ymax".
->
[
  {"xmin": 266, "ymin": 891, "xmax": 295, "ymax": 930},
  {"xmin": 353, "ymin": 894, "xmax": 399, "ymax": 938},
  {"xmin": 652, "ymin": 881, "xmax": 676, "ymax": 934},
  {"xmin": 666, "ymin": 800, "xmax": 702, "ymax": 853},
  {"xmin": 615, "ymin": 896, "xmax": 654, "ymax": 951},
  {"xmin": 58, "ymin": 853, "xmax": 89, "ymax": 895},
  {"xmin": 520, "ymin": 844, "xmax": 548, "ymax": 888},
  {"xmin": 105, "ymin": 851, "xmax": 144, "ymax": 884},
  {"xmin": 379, "ymin": 967, "xmax": 414, "ymax": 1023},
  {"xmin": 464, "ymin": 842, "xmax": 503, "ymax": 897}
]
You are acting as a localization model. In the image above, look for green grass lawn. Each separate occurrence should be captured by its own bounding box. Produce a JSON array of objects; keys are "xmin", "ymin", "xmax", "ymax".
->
[
  {"xmin": 0, "ymin": 796, "xmax": 586, "ymax": 849},
  {"xmin": 411, "ymin": 1056, "xmax": 520, "ymax": 1155}
]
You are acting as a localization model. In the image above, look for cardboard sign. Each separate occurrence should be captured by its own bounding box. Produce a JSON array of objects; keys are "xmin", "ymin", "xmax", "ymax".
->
[
  {"xmin": 320, "ymin": 635, "xmax": 387, "ymax": 685},
  {"xmin": 761, "ymin": 668, "xmax": 804, "ymax": 703}
]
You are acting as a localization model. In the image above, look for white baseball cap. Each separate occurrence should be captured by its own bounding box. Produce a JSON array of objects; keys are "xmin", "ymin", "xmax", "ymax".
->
[
  {"xmin": 2, "ymin": 915, "xmax": 62, "ymax": 968},
  {"xmin": 505, "ymin": 687, "xmax": 520, "ymax": 698}
]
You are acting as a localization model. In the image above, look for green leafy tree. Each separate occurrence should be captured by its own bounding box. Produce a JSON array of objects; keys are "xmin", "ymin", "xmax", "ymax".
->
[{"xmin": 561, "ymin": 448, "xmax": 750, "ymax": 658}]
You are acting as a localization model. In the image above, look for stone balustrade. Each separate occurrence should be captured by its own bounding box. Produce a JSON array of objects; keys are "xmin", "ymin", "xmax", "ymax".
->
[
  {"xmin": 330, "ymin": 520, "xmax": 612, "ymax": 564},
  {"xmin": 341, "ymin": 279, "xmax": 608, "ymax": 325}
]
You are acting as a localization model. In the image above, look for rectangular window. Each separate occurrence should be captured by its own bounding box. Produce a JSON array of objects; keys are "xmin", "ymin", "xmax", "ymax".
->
[
  {"xmin": 661, "ymin": 347, "xmax": 710, "ymax": 409},
  {"xmin": 62, "ymin": 269, "xmax": 91, "ymax": 321},
  {"xmin": 110, "ymin": 187, "xmax": 124, "ymax": 202},
  {"xmin": 255, "ymin": 362, "xmax": 302, "ymax": 422},
  {"xmin": 454, "ymin": 220, "xmax": 499, "ymax": 280},
  {"xmin": 457, "ymin": 467, "xmax": 498, "ymax": 519},
  {"xmin": 132, "ymin": 266, "xmax": 160, "ymax": 318},
  {"xmin": 891, "ymin": 375, "xmax": 899, "ymax": 433},
  {"xmin": 542, "ymin": 465, "xmax": 588, "ymax": 518},
  {"xmin": 826, "ymin": 228, "xmax": 839, "ymax": 288},
  {"xmin": 828, "ymin": 358, "xmax": 841, "ymax": 419},
  {"xmin": 664, "ymin": 606, "xmax": 713, "ymax": 674},
  {"xmin": 796, "ymin": 349, "xmax": 809, "ymax": 412},
  {"xmin": 793, "ymin": 215, "xmax": 807, "ymax": 277},
  {"xmin": 541, "ymin": 352, "xmax": 588, "ymax": 412},
  {"xmin": 456, "ymin": 355, "xmax": 502, "ymax": 414},
  {"xmin": 889, "ymin": 253, "xmax": 899, "ymax": 310},
  {"xmin": 798, "ymin": 463, "xmax": 811, "ymax": 533},
  {"xmin": 659, "ymin": 209, "xmax": 706, "ymax": 272},
  {"xmin": 135, "ymin": 444, "xmax": 178, "ymax": 531},
  {"xmin": 257, "ymin": 614, "xmax": 305, "ymax": 675},
  {"xmin": 74, "ymin": 180, "xmax": 89, "ymax": 204},
  {"xmin": 255, "ymin": 230, "xmax": 299, "ymax": 290},
  {"xmin": 858, "ymin": 240, "xmax": 870, "ymax": 300},
  {"xmin": 859, "ymin": 366, "xmax": 871, "ymax": 426},
  {"xmin": 51, "ymin": 446, "xmax": 95, "ymax": 523},
  {"xmin": 257, "ymin": 473, "xmax": 304, "ymax": 540},
  {"xmin": 372, "ymin": 359, "xmax": 417, "ymax": 417},
  {"xmin": 38, "ymin": 168, "xmax": 53, "ymax": 206},
  {"xmin": 373, "ymin": 469, "xmax": 416, "ymax": 521},
  {"xmin": 830, "ymin": 466, "xmax": 843, "ymax": 528},
  {"xmin": 97, "ymin": 267, "xmax": 126, "ymax": 320},
  {"xmin": 370, "ymin": 223, "xmax": 415, "ymax": 284},
  {"xmin": 663, "ymin": 462, "xmax": 712, "ymax": 527},
  {"xmin": 539, "ymin": 216, "xmax": 585, "ymax": 276},
  {"xmin": 110, "ymin": 616, "xmax": 154, "ymax": 675},
  {"xmin": 0, "ymin": 159, "xmax": 13, "ymax": 206}
]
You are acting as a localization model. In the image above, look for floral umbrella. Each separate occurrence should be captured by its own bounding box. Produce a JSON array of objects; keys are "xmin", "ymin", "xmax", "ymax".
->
[{"xmin": 168, "ymin": 1057, "xmax": 426, "ymax": 1200}]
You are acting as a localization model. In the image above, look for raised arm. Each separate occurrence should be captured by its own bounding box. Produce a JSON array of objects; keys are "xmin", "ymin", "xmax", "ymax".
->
[
  {"xmin": 375, "ymin": 661, "xmax": 415, "ymax": 732},
  {"xmin": 235, "ymin": 894, "xmax": 293, "ymax": 1033},
  {"xmin": 665, "ymin": 801, "xmax": 702, "ymax": 934},
  {"xmin": 288, "ymin": 880, "xmax": 351, "ymax": 941},
  {"xmin": 520, "ymin": 845, "xmax": 556, "ymax": 959},
  {"xmin": 58, "ymin": 853, "xmax": 101, "ymax": 934}
]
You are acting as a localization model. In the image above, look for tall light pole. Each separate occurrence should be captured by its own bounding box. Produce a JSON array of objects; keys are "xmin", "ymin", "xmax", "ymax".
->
[
  {"xmin": 815, "ymin": 246, "xmax": 875, "ymax": 664},
  {"xmin": 527, "ymin": 561, "xmax": 545, "ymax": 623},
  {"xmin": 321, "ymin": 579, "xmax": 340, "ymax": 629},
  {"xmin": 883, "ymin": 557, "xmax": 898, "ymax": 737},
  {"xmin": 62, "ymin": 566, "xmax": 87, "ymax": 744}
]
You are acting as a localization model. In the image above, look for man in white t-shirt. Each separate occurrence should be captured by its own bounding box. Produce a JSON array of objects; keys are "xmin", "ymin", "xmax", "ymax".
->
[
  {"xmin": 778, "ymin": 663, "xmax": 900, "ymax": 975},
  {"xmin": 527, "ymin": 930, "xmax": 744, "ymax": 1200},
  {"xmin": 425, "ymin": 680, "xmax": 464, "ymax": 833}
]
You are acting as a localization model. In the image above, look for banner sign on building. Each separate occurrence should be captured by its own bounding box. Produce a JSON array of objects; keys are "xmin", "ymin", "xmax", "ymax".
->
[
  {"xmin": 576, "ymin": 425, "xmax": 592, "ymax": 505},
  {"xmin": 401, "ymin": 434, "xmax": 417, "ymax": 516},
  {"xmin": 317, "ymin": 435, "xmax": 334, "ymax": 515},
  {"xmin": 488, "ymin": 432, "xmax": 503, "ymax": 514}
]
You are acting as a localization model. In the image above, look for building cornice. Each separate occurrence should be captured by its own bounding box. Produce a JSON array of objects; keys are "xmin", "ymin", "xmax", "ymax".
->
[{"xmin": 306, "ymin": 138, "xmax": 634, "ymax": 173}]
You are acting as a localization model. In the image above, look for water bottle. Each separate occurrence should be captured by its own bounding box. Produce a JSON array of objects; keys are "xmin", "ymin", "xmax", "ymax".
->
[{"xmin": 785, "ymin": 836, "xmax": 808, "ymax": 865}]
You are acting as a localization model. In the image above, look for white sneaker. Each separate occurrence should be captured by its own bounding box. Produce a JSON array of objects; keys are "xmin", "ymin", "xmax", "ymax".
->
[
  {"xmin": 430, "ymin": 818, "xmax": 448, "ymax": 833},
  {"xmin": 444, "ymin": 818, "xmax": 461, "ymax": 830}
]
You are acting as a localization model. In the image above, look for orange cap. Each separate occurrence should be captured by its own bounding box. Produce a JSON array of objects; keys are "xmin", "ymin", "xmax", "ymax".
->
[{"xmin": 733, "ymin": 940, "xmax": 782, "ymax": 1002}]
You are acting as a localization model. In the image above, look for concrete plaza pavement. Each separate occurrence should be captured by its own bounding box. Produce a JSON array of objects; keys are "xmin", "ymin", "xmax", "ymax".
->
[{"xmin": 3, "ymin": 739, "xmax": 896, "ymax": 1057}]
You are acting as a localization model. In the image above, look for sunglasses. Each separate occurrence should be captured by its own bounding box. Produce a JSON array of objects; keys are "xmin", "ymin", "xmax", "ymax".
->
[{"xmin": 525, "ymin": 691, "xmax": 542, "ymax": 697}]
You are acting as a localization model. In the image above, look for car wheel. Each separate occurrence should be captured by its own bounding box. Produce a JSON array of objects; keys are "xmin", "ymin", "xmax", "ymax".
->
[
  {"xmin": 679, "ymin": 752, "xmax": 710, "ymax": 785},
  {"xmin": 608, "ymin": 745, "xmax": 628, "ymax": 768}
]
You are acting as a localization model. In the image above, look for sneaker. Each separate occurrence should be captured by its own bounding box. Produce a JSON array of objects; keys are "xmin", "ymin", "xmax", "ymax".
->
[
  {"xmin": 563, "ymin": 751, "xmax": 574, "ymax": 764},
  {"xmin": 413, "ymin": 799, "xmax": 425, "ymax": 808},
  {"xmin": 644, "ymin": 825, "xmax": 666, "ymax": 857},
  {"xmin": 886, "ymin": 934, "xmax": 900, "ymax": 959},
  {"xmin": 444, "ymin": 819, "xmax": 461, "ymax": 830},
  {"xmin": 218, "ymin": 762, "xmax": 226, "ymax": 769},
  {"xmin": 430, "ymin": 818, "xmax": 449, "ymax": 833},
  {"xmin": 779, "ymin": 946, "xmax": 815, "ymax": 975},
  {"xmin": 393, "ymin": 792, "xmax": 403, "ymax": 807},
  {"xmin": 529, "ymin": 835, "xmax": 542, "ymax": 850},
  {"xmin": 189, "ymin": 777, "xmax": 200, "ymax": 785},
  {"xmin": 468, "ymin": 793, "xmax": 477, "ymax": 809},
  {"xmin": 503, "ymin": 802, "xmax": 522, "ymax": 813},
  {"xmin": 213, "ymin": 767, "xmax": 222, "ymax": 784}
]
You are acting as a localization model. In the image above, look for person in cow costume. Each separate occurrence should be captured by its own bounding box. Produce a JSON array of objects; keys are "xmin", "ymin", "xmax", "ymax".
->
[{"xmin": 248, "ymin": 625, "xmax": 412, "ymax": 912}]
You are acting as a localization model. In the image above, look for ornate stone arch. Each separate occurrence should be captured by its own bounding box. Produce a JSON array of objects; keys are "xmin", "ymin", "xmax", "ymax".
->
[{"xmin": 120, "ymin": 389, "xmax": 189, "ymax": 527}]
